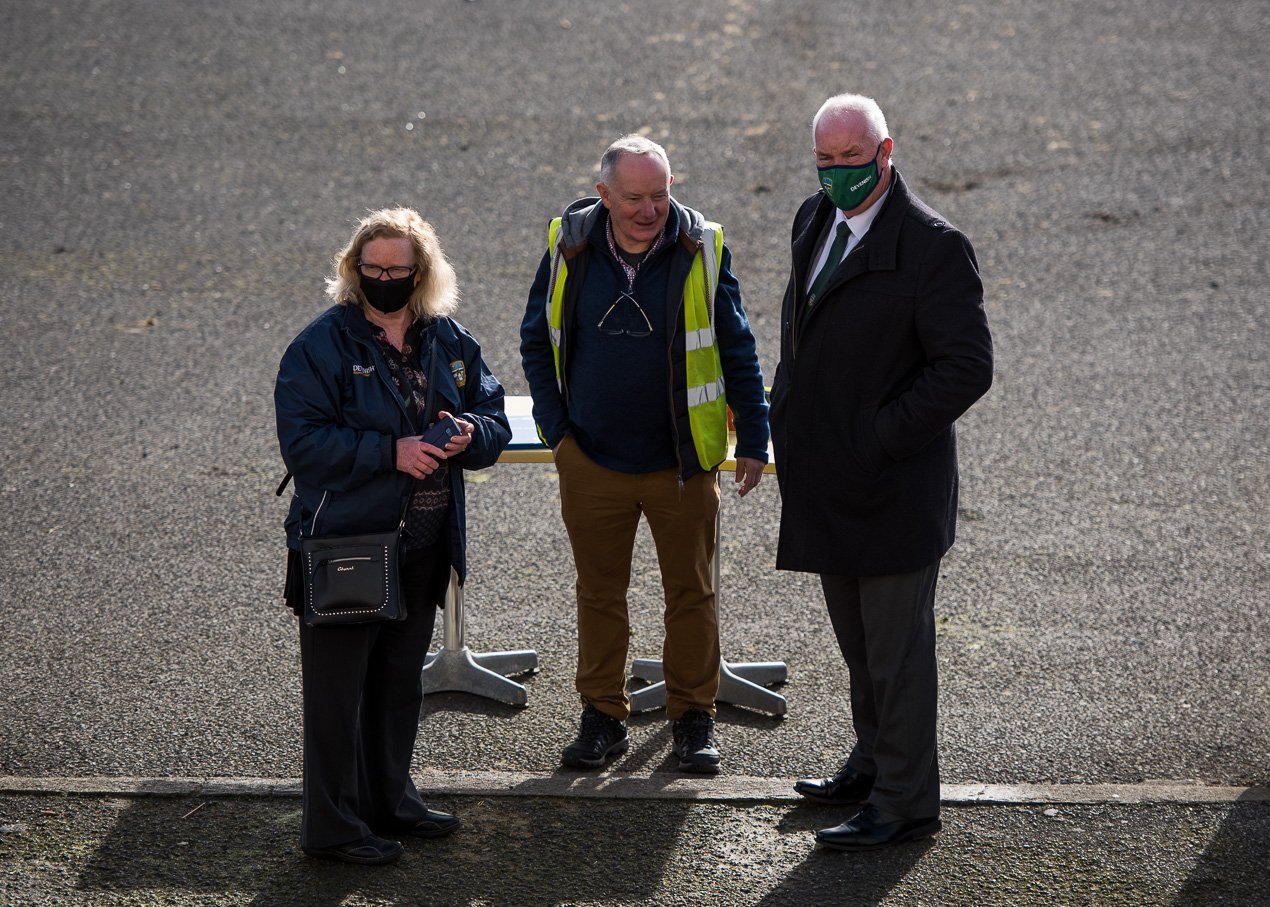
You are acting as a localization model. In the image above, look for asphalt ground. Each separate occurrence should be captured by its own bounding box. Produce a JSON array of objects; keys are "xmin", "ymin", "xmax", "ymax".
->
[
  {"xmin": 1, "ymin": 791, "xmax": 1267, "ymax": 907},
  {"xmin": 1, "ymin": 0, "xmax": 1267, "ymax": 904}
]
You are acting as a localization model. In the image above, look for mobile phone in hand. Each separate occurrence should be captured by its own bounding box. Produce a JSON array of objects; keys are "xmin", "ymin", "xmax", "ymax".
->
[{"xmin": 420, "ymin": 415, "xmax": 460, "ymax": 448}]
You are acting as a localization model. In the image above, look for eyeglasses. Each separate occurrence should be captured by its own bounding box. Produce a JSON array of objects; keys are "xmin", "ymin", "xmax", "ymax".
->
[
  {"xmin": 597, "ymin": 292, "xmax": 653, "ymax": 337},
  {"xmin": 358, "ymin": 262, "xmax": 417, "ymax": 280}
]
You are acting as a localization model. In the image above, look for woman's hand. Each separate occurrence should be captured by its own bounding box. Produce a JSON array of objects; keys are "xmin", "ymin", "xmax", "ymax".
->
[
  {"xmin": 434, "ymin": 411, "xmax": 475, "ymax": 457},
  {"xmin": 395, "ymin": 412, "xmax": 474, "ymax": 478},
  {"xmin": 395, "ymin": 436, "xmax": 443, "ymax": 479}
]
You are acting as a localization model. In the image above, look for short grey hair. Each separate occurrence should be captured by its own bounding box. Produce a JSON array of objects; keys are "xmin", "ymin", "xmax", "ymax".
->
[
  {"xmin": 598, "ymin": 135, "xmax": 672, "ymax": 185},
  {"xmin": 812, "ymin": 94, "xmax": 889, "ymax": 145}
]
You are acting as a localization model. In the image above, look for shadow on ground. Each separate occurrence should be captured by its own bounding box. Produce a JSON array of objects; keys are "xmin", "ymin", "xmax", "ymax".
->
[
  {"xmin": 756, "ymin": 805, "xmax": 931, "ymax": 907},
  {"xmin": 74, "ymin": 794, "xmax": 691, "ymax": 906},
  {"xmin": 2, "ymin": 792, "xmax": 1264, "ymax": 904},
  {"xmin": 1171, "ymin": 790, "xmax": 1270, "ymax": 906}
]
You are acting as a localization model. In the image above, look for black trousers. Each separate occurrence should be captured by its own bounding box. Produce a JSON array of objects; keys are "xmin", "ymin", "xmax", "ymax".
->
[
  {"xmin": 820, "ymin": 560, "xmax": 941, "ymax": 820},
  {"xmin": 298, "ymin": 542, "xmax": 446, "ymax": 849}
]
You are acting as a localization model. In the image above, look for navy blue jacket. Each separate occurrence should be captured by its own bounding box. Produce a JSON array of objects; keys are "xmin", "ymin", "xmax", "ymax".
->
[
  {"xmin": 275, "ymin": 303, "xmax": 510, "ymax": 584},
  {"xmin": 770, "ymin": 170, "xmax": 993, "ymax": 575},
  {"xmin": 520, "ymin": 197, "xmax": 768, "ymax": 480}
]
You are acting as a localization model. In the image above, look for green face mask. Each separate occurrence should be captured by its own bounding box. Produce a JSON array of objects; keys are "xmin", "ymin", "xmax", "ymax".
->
[{"xmin": 817, "ymin": 142, "xmax": 883, "ymax": 211}]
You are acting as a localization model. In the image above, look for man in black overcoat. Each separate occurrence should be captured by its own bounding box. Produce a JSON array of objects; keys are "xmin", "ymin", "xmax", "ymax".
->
[{"xmin": 769, "ymin": 93, "xmax": 994, "ymax": 851}]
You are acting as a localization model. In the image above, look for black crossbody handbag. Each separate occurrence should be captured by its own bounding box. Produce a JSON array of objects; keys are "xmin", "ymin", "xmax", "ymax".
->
[
  {"xmin": 300, "ymin": 526, "xmax": 405, "ymax": 626},
  {"xmin": 297, "ymin": 336, "xmax": 440, "ymax": 627}
]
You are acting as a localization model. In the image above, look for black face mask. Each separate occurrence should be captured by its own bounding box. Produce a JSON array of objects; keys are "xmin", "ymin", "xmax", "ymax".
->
[{"xmin": 359, "ymin": 273, "xmax": 415, "ymax": 313}]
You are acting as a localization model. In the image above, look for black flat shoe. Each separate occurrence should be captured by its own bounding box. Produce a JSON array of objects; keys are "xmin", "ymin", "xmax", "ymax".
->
[
  {"xmin": 815, "ymin": 804, "xmax": 941, "ymax": 851},
  {"xmin": 303, "ymin": 835, "xmax": 403, "ymax": 865},
  {"xmin": 793, "ymin": 764, "xmax": 875, "ymax": 805},
  {"xmin": 403, "ymin": 808, "xmax": 461, "ymax": 839}
]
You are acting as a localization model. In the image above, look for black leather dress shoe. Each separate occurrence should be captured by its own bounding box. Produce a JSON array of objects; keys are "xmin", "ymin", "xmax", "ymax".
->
[
  {"xmin": 302, "ymin": 835, "xmax": 403, "ymax": 865},
  {"xmin": 402, "ymin": 808, "xmax": 461, "ymax": 839},
  {"xmin": 815, "ymin": 804, "xmax": 941, "ymax": 852},
  {"xmin": 793, "ymin": 765, "xmax": 876, "ymax": 804}
]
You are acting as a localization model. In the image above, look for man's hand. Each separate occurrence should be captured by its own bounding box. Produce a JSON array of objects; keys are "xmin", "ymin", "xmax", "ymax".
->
[{"xmin": 734, "ymin": 457, "xmax": 765, "ymax": 497}]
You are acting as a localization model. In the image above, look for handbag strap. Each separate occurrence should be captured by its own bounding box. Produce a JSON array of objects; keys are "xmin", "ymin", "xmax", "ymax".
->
[
  {"xmin": 394, "ymin": 331, "xmax": 441, "ymax": 529},
  {"xmin": 286, "ymin": 328, "xmax": 445, "ymax": 532},
  {"xmin": 420, "ymin": 331, "xmax": 440, "ymax": 430}
]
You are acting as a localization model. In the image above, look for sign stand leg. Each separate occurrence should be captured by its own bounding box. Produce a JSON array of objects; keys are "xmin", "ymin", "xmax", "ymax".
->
[{"xmin": 422, "ymin": 568, "xmax": 539, "ymax": 707}]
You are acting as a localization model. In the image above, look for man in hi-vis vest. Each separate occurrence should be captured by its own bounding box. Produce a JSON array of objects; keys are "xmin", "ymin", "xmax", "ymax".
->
[{"xmin": 520, "ymin": 135, "xmax": 769, "ymax": 775}]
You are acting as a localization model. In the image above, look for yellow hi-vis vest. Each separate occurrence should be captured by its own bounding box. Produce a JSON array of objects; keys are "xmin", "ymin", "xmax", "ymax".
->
[{"xmin": 544, "ymin": 217, "xmax": 729, "ymax": 471}]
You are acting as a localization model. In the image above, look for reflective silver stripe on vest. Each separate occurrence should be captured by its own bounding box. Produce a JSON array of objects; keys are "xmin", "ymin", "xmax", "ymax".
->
[
  {"xmin": 687, "ymin": 377, "xmax": 725, "ymax": 407},
  {"xmin": 548, "ymin": 324, "xmax": 562, "ymax": 346},
  {"xmin": 684, "ymin": 324, "xmax": 716, "ymax": 352}
]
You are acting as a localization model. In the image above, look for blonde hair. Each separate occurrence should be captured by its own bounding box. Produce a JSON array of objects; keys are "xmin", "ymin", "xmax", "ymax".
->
[{"xmin": 326, "ymin": 207, "xmax": 459, "ymax": 319}]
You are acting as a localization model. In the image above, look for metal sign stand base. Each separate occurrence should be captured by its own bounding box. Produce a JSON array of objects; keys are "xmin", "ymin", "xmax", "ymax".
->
[
  {"xmin": 630, "ymin": 657, "xmax": 788, "ymax": 715},
  {"xmin": 422, "ymin": 569, "xmax": 538, "ymax": 707},
  {"xmin": 628, "ymin": 478, "xmax": 788, "ymax": 716}
]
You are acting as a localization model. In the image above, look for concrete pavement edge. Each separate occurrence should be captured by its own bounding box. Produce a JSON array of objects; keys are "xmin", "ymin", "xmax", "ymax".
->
[{"xmin": 1, "ymin": 774, "xmax": 1265, "ymax": 804}]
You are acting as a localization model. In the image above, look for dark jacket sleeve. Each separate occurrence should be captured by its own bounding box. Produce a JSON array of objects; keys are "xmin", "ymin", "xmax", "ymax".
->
[
  {"xmin": 274, "ymin": 328, "xmax": 394, "ymax": 492},
  {"xmin": 865, "ymin": 227, "xmax": 994, "ymax": 465},
  {"xmin": 452, "ymin": 329, "xmax": 512, "ymax": 470},
  {"xmin": 519, "ymin": 249, "xmax": 570, "ymax": 447},
  {"xmin": 714, "ymin": 243, "xmax": 770, "ymax": 462}
]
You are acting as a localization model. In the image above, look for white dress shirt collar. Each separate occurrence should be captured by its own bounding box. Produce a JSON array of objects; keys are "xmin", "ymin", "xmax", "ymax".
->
[
  {"xmin": 807, "ymin": 181, "xmax": 894, "ymax": 293},
  {"xmin": 840, "ymin": 179, "xmax": 892, "ymax": 245}
]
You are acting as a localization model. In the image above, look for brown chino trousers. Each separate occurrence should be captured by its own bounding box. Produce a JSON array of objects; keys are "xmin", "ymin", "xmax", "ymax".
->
[{"xmin": 555, "ymin": 435, "xmax": 721, "ymax": 721}]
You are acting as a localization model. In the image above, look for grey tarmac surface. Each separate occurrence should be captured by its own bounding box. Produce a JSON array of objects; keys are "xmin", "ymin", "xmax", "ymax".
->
[
  {"xmin": 0, "ymin": 0, "xmax": 1267, "ymax": 904},
  {"xmin": 1, "ymin": 792, "xmax": 1267, "ymax": 907}
]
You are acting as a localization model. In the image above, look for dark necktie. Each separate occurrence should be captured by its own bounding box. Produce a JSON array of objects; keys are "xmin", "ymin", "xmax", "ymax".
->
[{"xmin": 807, "ymin": 221, "xmax": 851, "ymax": 310}]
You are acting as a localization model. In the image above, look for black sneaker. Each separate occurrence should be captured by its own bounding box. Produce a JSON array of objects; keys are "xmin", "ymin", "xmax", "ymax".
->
[
  {"xmin": 561, "ymin": 704, "xmax": 629, "ymax": 769},
  {"xmin": 672, "ymin": 708, "xmax": 721, "ymax": 774}
]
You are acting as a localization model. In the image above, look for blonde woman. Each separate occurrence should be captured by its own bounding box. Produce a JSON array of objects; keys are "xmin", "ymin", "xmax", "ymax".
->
[{"xmin": 275, "ymin": 208, "xmax": 510, "ymax": 864}]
